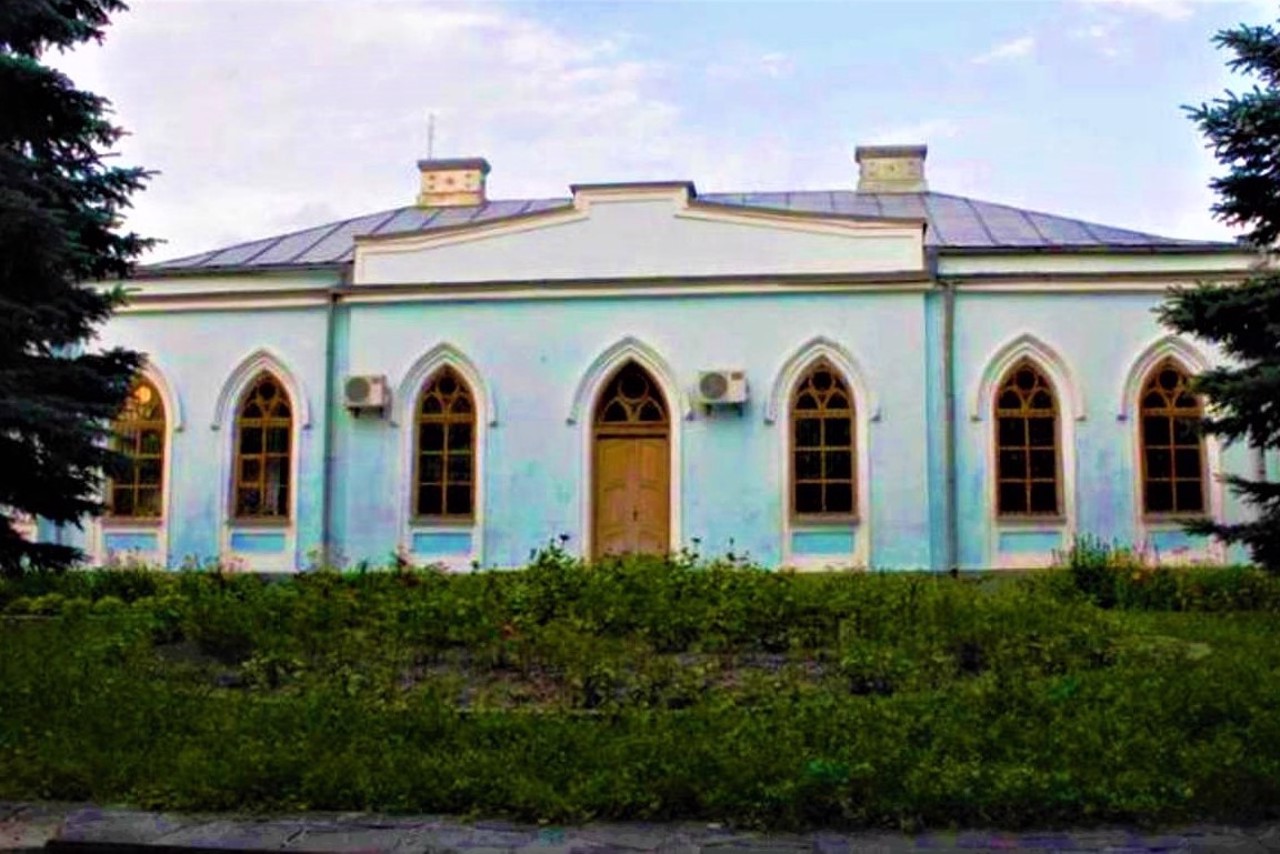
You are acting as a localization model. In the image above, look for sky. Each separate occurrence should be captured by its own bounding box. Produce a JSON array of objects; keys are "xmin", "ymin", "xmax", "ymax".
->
[{"xmin": 47, "ymin": 0, "xmax": 1280, "ymax": 262}]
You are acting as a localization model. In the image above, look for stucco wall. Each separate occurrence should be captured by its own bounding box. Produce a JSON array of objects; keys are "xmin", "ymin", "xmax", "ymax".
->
[
  {"xmin": 335, "ymin": 289, "xmax": 933, "ymax": 569},
  {"xmin": 952, "ymin": 290, "xmax": 1254, "ymax": 568},
  {"xmin": 73, "ymin": 306, "xmax": 331, "ymax": 568}
]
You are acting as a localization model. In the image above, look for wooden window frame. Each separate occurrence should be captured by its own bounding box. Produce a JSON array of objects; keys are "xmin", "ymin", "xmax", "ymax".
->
[
  {"xmin": 231, "ymin": 373, "xmax": 293, "ymax": 522},
  {"xmin": 593, "ymin": 362, "xmax": 669, "ymax": 437},
  {"xmin": 993, "ymin": 361, "xmax": 1063, "ymax": 520},
  {"xmin": 790, "ymin": 360, "xmax": 857, "ymax": 523},
  {"xmin": 106, "ymin": 378, "xmax": 167, "ymax": 521},
  {"xmin": 1139, "ymin": 360, "xmax": 1208, "ymax": 521},
  {"xmin": 413, "ymin": 366, "xmax": 477, "ymax": 523}
]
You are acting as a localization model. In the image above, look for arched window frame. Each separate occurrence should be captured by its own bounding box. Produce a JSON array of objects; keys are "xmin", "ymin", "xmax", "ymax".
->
[
  {"xmin": 789, "ymin": 359, "xmax": 858, "ymax": 522},
  {"xmin": 767, "ymin": 336, "xmax": 873, "ymax": 569},
  {"xmin": 412, "ymin": 366, "xmax": 478, "ymax": 522},
  {"xmin": 394, "ymin": 343, "xmax": 491, "ymax": 570},
  {"xmin": 92, "ymin": 360, "xmax": 182, "ymax": 566},
  {"xmin": 992, "ymin": 360, "xmax": 1063, "ymax": 519},
  {"xmin": 230, "ymin": 372, "xmax": 295, "ymax": 522},
  {"xmin": 1119, "ymin": 337, "xmax": 1225, "ymax": 561},
  {"xmin": 1136, "ymin": 359, "xmax": 1208, "ymax": 518},
  {"xmin": 213, "ymin": 348, "xmax": 308, "ymax": 571},
  {"xmin": 974, "ymin": 334, "xmax": 1079, "ymax": 568},
  {"xmin": 106, "ymin": 377, "xmax": 168, "ymax": 520}
]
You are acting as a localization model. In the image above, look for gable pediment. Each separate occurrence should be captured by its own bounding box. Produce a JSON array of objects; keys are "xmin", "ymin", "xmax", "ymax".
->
[{"xmin": 353, "ymin": 183, "xmax": 926, "ymax": 286}]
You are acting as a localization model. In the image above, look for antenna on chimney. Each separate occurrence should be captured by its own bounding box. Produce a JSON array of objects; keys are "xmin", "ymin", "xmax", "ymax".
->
[{"xmin": 427, "ymin": 112, "xmax": 436, "ymax": 159}]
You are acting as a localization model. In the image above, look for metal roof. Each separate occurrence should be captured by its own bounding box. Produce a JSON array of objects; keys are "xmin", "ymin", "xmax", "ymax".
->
[{"xmin": 146, "ymin": 190, "xmax": 1232, "ymax": 273}]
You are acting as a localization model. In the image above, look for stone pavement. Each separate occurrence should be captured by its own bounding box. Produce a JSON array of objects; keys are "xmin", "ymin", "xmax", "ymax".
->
[{"xmin": 1, "ymin": 802, "xmax": 1278, "ymax": 853}]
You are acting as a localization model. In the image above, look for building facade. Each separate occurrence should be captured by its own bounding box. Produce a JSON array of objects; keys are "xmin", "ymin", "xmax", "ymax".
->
[{"xmin": 49, "ymin": 146, "xmax": 1278, "ymax": 571}]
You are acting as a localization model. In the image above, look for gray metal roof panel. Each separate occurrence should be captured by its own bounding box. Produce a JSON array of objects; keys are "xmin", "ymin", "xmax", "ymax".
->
[
  {"xmin": 371, "ymin": 207, "xmax": 437, "ymax": 235},
  {"xmin": 924, "ymin": 194, "xmax": 996, "ymax": 247},
  {"xmin": 245, "ymin": 220, "xmax": 348, "ymax": 266},
  {"xmin": 292, "ymin": 210, "xmax": 400, "ymax": 265},
  {"xmin": 144, "ymin": 189, "xmax": 1230, "ymax": 273},
  {"xmin": 186, "ymin": 236, "xmax": 276, "ymax": 268}
]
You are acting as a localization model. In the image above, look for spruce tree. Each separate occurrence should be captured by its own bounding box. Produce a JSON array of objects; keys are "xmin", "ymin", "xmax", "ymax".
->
[
  {"xmin": 0, "ymin": 1, "xmax": 151, "ymax": 575},
  {"xmin": 1160, "ymin": 19, "xmax": 1280, "ymax": 571}
]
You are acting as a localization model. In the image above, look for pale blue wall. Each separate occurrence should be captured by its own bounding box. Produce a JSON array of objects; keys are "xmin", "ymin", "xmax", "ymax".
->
[
  {"xmin": 85, "ymin": 306, "xmax": 331, "ymax": 568},
  {"xmin": 952, "ymin": 291, "xmax": 1255, "ymax": 568},
  {"xmin": 336, "ymin": 290, "xmax": 933, "ymax": 568},
  {"xmin": 69, "ymin": 280, "xmax": 1265, "ymax": 571}
]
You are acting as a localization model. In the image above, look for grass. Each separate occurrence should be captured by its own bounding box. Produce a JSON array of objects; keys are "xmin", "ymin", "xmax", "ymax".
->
[{"xmin": 0, "ymin": 546, "xmax": 1277, "ymax": 830}]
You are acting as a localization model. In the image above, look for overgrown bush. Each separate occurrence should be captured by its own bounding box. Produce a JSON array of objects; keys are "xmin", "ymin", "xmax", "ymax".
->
[
  {"xmin": 1, "ymin": 553, "xmax": 1278, "ymax": 828},
  {"xmin": 1052, "ymin": 535, "xmax": 1280, "ymax": 612}
]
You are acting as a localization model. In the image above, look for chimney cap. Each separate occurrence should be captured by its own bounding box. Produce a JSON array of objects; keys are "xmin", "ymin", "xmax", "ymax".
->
[
  {"xmin": 855, "ymin": 144, "xmax": 928, "ymax": 163},
  {"xmin": 417, "ymin": 157, "xmax": 492, "ymax": 174},
  {"xmin": 855, "ymin": 144, "xmax": 928, "ymax": 193}
]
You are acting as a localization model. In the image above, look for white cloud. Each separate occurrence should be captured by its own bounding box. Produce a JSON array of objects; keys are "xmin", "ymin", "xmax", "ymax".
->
[
  {"xmin": 1077, "ymin": 0, "xmax": 1194, "ymax": 21},
  {"xmin": 970, "ymin": 35, "xmax": 1036, "ymax": 65},
  {"xmin": 1072, "ymin": 21, "xmax": 1123, "ymax": 58},
  {"xmin": 48, "ymin": 1, "xmax": 692, "ymax": 260},
  {"xmin": 706, "ymin": 49, "xmax": 795, "ymax": 82},
  {"xmin": 864, "ymin": 119, "xmax": 960, "ymax": 146}
]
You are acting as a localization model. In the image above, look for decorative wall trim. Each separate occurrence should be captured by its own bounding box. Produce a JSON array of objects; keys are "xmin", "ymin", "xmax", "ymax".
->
[
  {"xmin": 211, "ymin": 347, "xmax": 312, "ymax": 431},
  {"xmin": 1119, "ymin": 337, "xmax": 1226, "ymax": 562},
  {"xmin": 90, "ymin": 358, "xmax": 182, "ymax": 566},
  {"xmin": 1117, "ymin": 335, "xmax": 1213, "ymax": 421},
  {"xmin": 213, "ymin": 349, "xmax": 307, "ymax": 570},
  {"xmin": 764, "ymin": 335, "xmax": 880, "ymax": 424},
  {"xmin": 567, "ymin": 336, "xmax": 691, "ymax": 424},
  {"xmin": 974, "ymin": 335, "xmax": 1080, "ymax": 567},
  {"xmin": 571, "ymin": 337, "xmax": 685, "ymax": 559},
  {"xmin": 392, "ymin": 342, "xmax": 497, "ymax": 427},
  {"xmin": 393, "ymin": 342, "xmax": 491, "ymax": 569},
  {"xmin": 971, "ymin": 333, "xmax": 1085, "ymax": 422},
  {"xmin": 769, "ymin": 338, "xmax": 874, "ymax": 569}
]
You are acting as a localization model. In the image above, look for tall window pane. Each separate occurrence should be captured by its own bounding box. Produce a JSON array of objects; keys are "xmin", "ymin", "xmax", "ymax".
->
[
  {"xmin": 791, "ymin": 361, "xmax": 856, "ymax": 518},
  {"xmin": 234, "ymin": 374, "xmax": 292, "ymax": 519},
  {"xmin": 994, "ymin": 362, "xmax": 1060, "ymax": 516},
  {"xmin": 108, "ymin": 379, "xmax": 166, "ymax": 518},
  {"xmin": 1140, "ymin": 361, "xmax": 1205, "ymax": 515},
  {"xmin": 415, "ymin": 367, "xmax": 476, "ymax": 519}
]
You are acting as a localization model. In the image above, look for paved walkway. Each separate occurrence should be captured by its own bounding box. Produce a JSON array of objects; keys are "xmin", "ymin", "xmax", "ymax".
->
[{"xmin": 2, "ymin": 802, "xmax": 1278, "ymax": 853}]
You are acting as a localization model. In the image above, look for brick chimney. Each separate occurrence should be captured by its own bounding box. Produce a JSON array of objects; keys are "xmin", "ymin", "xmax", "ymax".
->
[
  {"xmin": 416, "ymin": 157, "xmax": 490, "ymax": 207},
  {"xmin": 855, "ymin": 145, "xmax": 927, "ymax": 193}
]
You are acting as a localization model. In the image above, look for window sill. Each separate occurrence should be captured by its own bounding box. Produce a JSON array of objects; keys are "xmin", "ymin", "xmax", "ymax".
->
[
  {"xmin": 228, "ymin": 517, "xmax": 292, "ymax": 528},
  {"xmin": 410, "ymin": 517, "xmax": 475, "ymax": 528},
  {"xmin": 1142, "ymin": 514, "xmax": 1209, "ymax": 527},
  {"xmin": 791, "ymin": 515, "xmax": 860, "ymax": 527},
  {"xmin": 995, "ymin": 515, "xmax": 1067, "ymax": 527},
  {"xmin": 100, "ymin": 516, "xmax": 163, "ymax": 528}
]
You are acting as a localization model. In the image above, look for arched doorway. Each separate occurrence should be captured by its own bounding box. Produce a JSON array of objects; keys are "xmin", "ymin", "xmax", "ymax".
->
[{"xmin": 592, "ymin": 362, "xmax": 670, "ymax": 558}]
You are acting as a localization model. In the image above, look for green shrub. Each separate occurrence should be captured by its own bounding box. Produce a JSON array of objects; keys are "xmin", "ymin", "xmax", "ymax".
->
[{"xmin": 1, "ymin": 557, "xmax": 1278, "ymax": 828}]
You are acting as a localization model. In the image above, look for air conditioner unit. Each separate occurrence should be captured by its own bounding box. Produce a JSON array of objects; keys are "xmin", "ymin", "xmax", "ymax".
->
[
  {"xmin": 697, "ymin": 369, "xmax": 748, "ymax": 406},
  {"xmin": 344, "ymin": 374, "xmax": 390, "ymax": 414}
]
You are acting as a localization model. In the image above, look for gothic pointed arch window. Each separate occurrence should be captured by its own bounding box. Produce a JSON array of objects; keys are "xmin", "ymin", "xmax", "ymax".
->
[
  {"xmin": 415, "ymin": 366, "xmax": 475, "ymax": 519},
  {"xmin": 791, "ymin": 360, "xmax": 856, "ymax": 518},
  {"xmin": 1139, "ymin": 360, "xmax": 1205, "ymax": 515},
  {"xmin": 233, "ymin": 373, "xmax": 293, "ymax": 519},
  {"xmin": 108, "ymin": 378, "xmax": 166, "ymax": 518},
  {"xmin": 994, "ymin": 361, "xmax": 1060, "ymax": 516}
]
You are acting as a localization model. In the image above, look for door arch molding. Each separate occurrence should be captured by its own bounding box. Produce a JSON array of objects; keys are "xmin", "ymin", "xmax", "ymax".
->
[{"xmin": 590, "ymin": 362, "xmax": 671, "ymax": 559}]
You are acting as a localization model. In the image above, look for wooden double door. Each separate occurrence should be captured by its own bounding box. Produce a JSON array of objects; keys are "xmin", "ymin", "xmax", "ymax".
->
[{"xmin": 591, "ymin": 363, "xmax": 671, "ymax": 559}]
